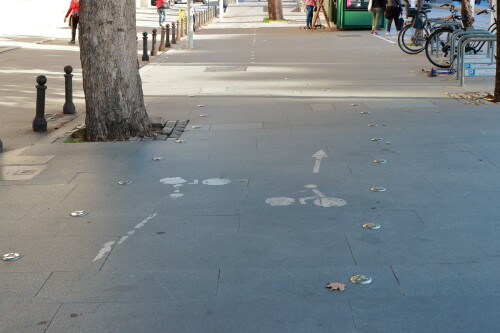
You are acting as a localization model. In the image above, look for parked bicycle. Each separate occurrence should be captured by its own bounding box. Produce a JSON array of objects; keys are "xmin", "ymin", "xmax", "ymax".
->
[
  {"xmin": 424, "ymin": 4, "xmax": 496, "ymax": 68},
  {"xmin": 398, "ymin": 3, "xmax": 462, "ymax": 54}
]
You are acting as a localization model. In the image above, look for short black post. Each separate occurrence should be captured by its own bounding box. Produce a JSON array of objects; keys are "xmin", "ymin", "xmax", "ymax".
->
[
  {"xmin": 63, "ymin": 65, "xmax": 76, "ymax": 115},
  {"xmin": 0, "ymin": 138, "xmax": 3, "ymax": 153},
  {"xmin": 142, "ymin": 31, "xmax": 150, "ymax": 61},
  {"xmin": 171, "ymin": 22, "xmax": 176, "ymax": 44},
  {"xmin": 33, "ymin": 75, "xmax": 47, "ymax": 132},
  {"xmin": 159, "ymin": 26, "xmax": 166, "ymax": 51},
  {"xmin": 151, "ymin": 28, "xmax": 158, "ymax": 56},
  {"xmin": 166, "ymin": 24, "xmax": 171, "ymax": 47}
]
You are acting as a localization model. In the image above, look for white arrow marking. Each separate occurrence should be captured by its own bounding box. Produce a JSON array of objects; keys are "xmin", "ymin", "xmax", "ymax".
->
[{"xmin": 312, "ymin": 149, "xmax": 328, "ymax": 174}]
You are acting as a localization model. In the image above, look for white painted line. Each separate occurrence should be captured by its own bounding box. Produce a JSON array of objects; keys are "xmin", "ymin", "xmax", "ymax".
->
[
  {"xmin": 373, "ymin": 34, "xmax": 397, "ymax": 44},
  {"xmin": 265, "ymin": 197, "xmax": 295, "ymax": 206},
  {"xmin": 93, "ymin": 241, "xmax": 116, "ymax": 262},
  {"xmin": 92, "ymin": 213, "xmax": 158, "ymax": 262},
  {"xmin": 134, "ymin": 213, "xmax": 158, "ymax": 229}
]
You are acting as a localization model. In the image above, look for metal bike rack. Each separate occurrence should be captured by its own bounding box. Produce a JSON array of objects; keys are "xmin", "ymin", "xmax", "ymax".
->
[
  {"xmin": 449, "ymin": 29, "xmax": 491, "ymax": 67},
  {"xmin": 456, "ymin": 35, "xmax": 496, "ymax": 86}
]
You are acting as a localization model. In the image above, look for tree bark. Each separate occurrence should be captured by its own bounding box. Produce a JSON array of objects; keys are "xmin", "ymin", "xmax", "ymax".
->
[
  {"xmin": 79, "ymin": 0, "xmax": 152, "ymax": 141},
  {"xmin": 495, "ymin": 3, "xmax": 500, "ymax": 101},
  {"xmin": 460, "ymin": 0, "xmax": 475, "ymax": 30},
  {"xmin": 268, "ymin": 0, "xmax": 284, "ymax": 20}
]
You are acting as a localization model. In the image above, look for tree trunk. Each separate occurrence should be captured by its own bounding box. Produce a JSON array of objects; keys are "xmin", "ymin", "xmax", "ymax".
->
[
  {"xmin": 460, "ymin": 0, "xmax": 475, "ymax": 30},
  {"xmin": 495, "ymin": 3, "xmax": 500, "ymax": 101},
  {"xmin": 268, "ymin": 0, "xmax": 284, "ymax": 20},
  {"xmin": 79, "ymin": 0, "xmax": 152, "ymax": 141}
]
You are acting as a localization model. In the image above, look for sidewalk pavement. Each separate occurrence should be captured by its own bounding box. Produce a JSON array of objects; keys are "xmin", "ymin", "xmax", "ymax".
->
[{"xmin": 2, "ymin": 0, "xmax": 500, "ymax": 332}]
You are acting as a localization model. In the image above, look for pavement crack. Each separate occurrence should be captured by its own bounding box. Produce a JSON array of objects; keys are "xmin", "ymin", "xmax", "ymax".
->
[
  {"xmin": 43, "ymin": 302, "xmax": 62, "ymax": 333},
  {"xmin": 390, "ymin": 265, "xmax": 405, "ymax": 296},
  {"xmin": 412, "ymin": 210, "xmax": 427, "ymax": 226},
  {"xmin": 215, "ymin": 269, "xmax": 221, "ymax": 296},
  {"xmin": 347, "ymin": 299, "xmax": 357, "ymax": 329},
  {"xmin": 344, "ymin": 232, "xmax": 357, "ymax": 266},
  {"xmin": 32, "ymin": 272, "xmax": 53, "ymax": 301}
]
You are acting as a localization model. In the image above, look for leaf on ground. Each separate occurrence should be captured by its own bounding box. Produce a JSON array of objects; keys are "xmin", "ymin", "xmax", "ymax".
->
[{"xmin": 325, "ymin": 282, "xmax": 346, "ymax": 291}]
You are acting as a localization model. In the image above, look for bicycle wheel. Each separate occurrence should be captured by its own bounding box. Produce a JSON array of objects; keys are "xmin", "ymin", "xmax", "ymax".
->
[
  {"xmin": 398, "ymin": 25, "xmax": 430, "ymax": 54},
  {"xmin": 425, "ymin": 27, "xmax": 454, "ymax": 68}
]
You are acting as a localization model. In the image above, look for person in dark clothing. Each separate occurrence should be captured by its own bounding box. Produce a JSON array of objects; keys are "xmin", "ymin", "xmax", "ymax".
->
[
  {"xmin": 64, "ymin": 0, "xmax": 80, "ymax": 44},
  {"xmin": 369, "ymin": 0, "xmax": 385, "ymax": 34},
  {"xmin": 385, "ymin": 0, "xmax": 402, "ymax": 35}
]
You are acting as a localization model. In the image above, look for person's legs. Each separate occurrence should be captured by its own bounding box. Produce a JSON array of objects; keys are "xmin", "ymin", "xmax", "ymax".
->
[
  {"xmin": 70, "ymin": 15, "xmax": 79, "ymax": 43},
  {"xmin": 372, "ymin": 8, "xmax": 383, "ymax": 33},
  {"xmin": 386, "ymin": 17, "xmax": 394, "ymax": 33},
  {"xmin": 306, "ymin": 5, "xmax": 314, "ymax": 28},
  {"xmin": 158, "ymin": 9, "xmax": 167, "ymax": 26}
]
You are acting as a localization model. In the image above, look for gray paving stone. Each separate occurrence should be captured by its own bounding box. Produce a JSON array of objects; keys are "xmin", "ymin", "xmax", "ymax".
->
[
  {"xmin": 0, "ymin": 203, "xmax": 36, "ymax": 220},
  {"xmin": 218, "ymin": 266, "xmax": 402, "ymax": 300},
  {"xmin": 0, "ymin": 236, "xmax": 117, "ymax": 272},
  {"xmin": 0, "ymin": 303, "xmax": 61, "ymax": 333},
  {"xmin": 350, "ymin": 296, "xmax": 500, "ymax": 332},
  {"xmin": 393, "ymin": 263, "xmax": 500, "ymax": 296},
  {"xmin": 0, "ymin": 184, "xmax": 77, "ymax": 204},
  {"xmin": 345, "ymin": 228, "xmax": 500, "ymax": 265},
  {"xmin": 0, "ymin": 272, "xmax": 51, "ymax": 303},
  {"xmin": 46, "ymin": 298, "xmax": 356, "ymax": 333},
  {"xmin": 34, "ymin": 269, "xmax": 220, "ymax": 303}
]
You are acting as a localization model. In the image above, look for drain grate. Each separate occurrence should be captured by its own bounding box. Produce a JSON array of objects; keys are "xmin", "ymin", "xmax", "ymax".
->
[{"xmin": 204, "ymin": 66, "xmax": 247, "ymax": 72}]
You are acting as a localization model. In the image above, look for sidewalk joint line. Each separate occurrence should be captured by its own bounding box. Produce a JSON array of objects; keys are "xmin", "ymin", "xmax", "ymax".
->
[
  {"xmin": 390, "ymin": 265, "xmax": 405, "ymax": 296},
  {"xmin": 42, "ymin": 302, "xmax": 62, "ymax": 333},
  {"xmin": 344, "ymin": 232, "xmax": 357, "ymax": 266}
]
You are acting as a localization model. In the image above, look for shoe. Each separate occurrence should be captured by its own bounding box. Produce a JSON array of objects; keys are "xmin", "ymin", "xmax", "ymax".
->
[
  {"xmin": 373, "ymin": 30, "xmax": 378, "ymax": 35},
  {"xmin": 69, "ymin": 40, "xmax": 75, "ymax": 44},
  {"xmin": 371, "ymin": 29, "xmax": 375, "ymax": 34},
  {"xmin": 385, "ymin": 31, "xmax": 390, "ymax": 36}
]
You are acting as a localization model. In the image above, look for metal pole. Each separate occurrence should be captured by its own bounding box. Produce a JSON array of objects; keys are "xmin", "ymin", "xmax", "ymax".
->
[
  {"xmin": 219, "ymin": 0, "xmax": 224, "ymax": 21},
  {"xmin": 187, "ymin": 0, "xmax": 194, "ymax": 48},
  {"xmin": 142, "ymin": 32, "xmax": 150, "ymax": 61},
  {"xmin": 166, "ymin": 24, "xmax": 172, "ymax": 47},
  {"xmin": 63, "ymin": 65, "xmax": 76, "ymax": 114},
  {"xmin": 151, "ymin": 28, "xmax": 158, "ymax": 56},
  {"xmin": 159, "ymin": 25, "xmax": 166, "ymax": 51},
  {"xmin": 171, "ymin": 22, "xmax": 177, "ymax": 44},
  {"xmin": 33, "ymin": 75, "xmax": 47, "ymax": 132}
]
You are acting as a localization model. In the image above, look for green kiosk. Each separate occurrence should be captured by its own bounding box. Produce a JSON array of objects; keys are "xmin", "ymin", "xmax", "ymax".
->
[{"xmin": 330, "ymin": 0, "xmax": 376, "ymax": 29}]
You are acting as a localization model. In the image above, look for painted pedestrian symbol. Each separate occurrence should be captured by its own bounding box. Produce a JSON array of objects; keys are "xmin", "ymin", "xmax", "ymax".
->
[
  {"xmin": 265, "ymin": 184, "xmax": 346, "ymax": 208},
  {"xmin": 160, "ymin": 177, "xmax": 231, "ymax": 198}
]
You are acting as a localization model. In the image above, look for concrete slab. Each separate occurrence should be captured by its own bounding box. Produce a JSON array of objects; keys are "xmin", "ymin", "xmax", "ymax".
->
[
  {"xmin": 0, "ymin": 303, "xmax": 61, "ymax": 333},
  {"xmin": 0, "ymin": 272, "xmax": 51, "ymax": 303}
]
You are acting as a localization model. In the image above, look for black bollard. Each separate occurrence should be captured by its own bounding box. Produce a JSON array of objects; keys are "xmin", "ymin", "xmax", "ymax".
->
[
  {"xmin": 63, "ymin": 65, "xmax": 76, "ymax": 114},
  {"xmin": 159, "ymin": 26, "xmax": 166, "ymax": 51},
  {"xmin": 166, "ymin": 24, "xmax": 171, "ymax": 47},
  {"xmin": 0, "ymin": 138, "xmax": 3, "ymax": 153},
  {"xmin": 151, "ymin": 28, "xmax": 158, "ymax": 56},
  {"xmin": 33, "ymin": 75, "xmax": 47, "ymax": 132},
  {"xmin": 171, "ymin": 22, "xmax": 177, "ymax": 44},
  {"xmin": 142, "ymin": 32, "xmax": 150, "ymax": 61}
]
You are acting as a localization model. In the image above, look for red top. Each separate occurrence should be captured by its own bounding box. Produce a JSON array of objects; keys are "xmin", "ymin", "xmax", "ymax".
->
[
  {"xmin": 156, "ymin": 0, "xmax": 167, "ymax": 9},
  {"xmin": 65, "ymin": 0, "xmax": 80, "ymax": 19}
]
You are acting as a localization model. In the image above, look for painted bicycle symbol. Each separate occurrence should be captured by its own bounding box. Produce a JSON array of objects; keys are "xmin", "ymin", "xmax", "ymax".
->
[{"xmin": 265, "ymin": 184, "xmax": 347, "ymax": 208}]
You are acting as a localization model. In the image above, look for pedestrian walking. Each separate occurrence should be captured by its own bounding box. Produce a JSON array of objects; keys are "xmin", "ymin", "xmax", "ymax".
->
[
  {"xmin": 368, "ymin": 0, "xmax": 385, "ymax": 34},
  {"xmin": 223, "ymin": 0, "xmax": 228, "ymax": 13},
  {"xmin": 63, "ymin": 0, "xmax": 80, "ymax": 44},
  {"xmin": 305, "ymin": 0, "xmax": 317, "ymax": 30},
  {"xmin": 156, "ymin": 0, "xmax": 169, "ymax": 26},
  {"xmin": 384, "ymin": 0, "xmax": 402, "ymax": 35}
]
